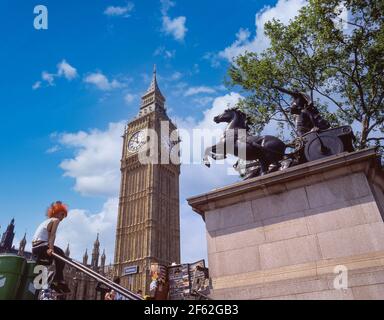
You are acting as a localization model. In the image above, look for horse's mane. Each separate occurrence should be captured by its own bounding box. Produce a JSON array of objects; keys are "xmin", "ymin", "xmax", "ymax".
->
[{"xmin": 225, "ymin": 107, "xmax": 251, "ymax": 130}]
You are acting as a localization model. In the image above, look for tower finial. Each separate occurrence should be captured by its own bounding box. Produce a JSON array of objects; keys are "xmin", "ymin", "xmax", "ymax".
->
[
  {"xmin": 65, "ymin": 243, "xmax": 70, "ymax": 257},
  {"xmin": 83, "ymin": 248, "xmax": 88, "ymax": 265},
  {"xmin": 138, "ymin": 65, "xmax": 166, "ymax": 115}
]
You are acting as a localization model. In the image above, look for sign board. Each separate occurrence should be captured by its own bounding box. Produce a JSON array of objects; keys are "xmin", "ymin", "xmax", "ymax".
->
[{"xmin": 123, "ymin": 265, "xmax": 138, "ymax": 275}]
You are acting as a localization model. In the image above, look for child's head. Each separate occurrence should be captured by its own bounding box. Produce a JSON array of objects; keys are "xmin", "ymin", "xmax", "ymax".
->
[{"xmin": 47, "ymin": 201, "xmax": 68, "ymax": 221}]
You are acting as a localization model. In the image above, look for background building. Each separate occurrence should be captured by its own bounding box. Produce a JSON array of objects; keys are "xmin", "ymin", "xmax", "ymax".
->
[
  {"xmin": 0, "ymin": 219, "xmax": 30, "ymax": 259},
  {"xmin": 64, "ymin": 234, "xmax": 114, "ymax": 300}
]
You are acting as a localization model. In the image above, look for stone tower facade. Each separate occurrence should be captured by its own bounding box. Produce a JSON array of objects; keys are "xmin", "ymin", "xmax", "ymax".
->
[{"xmin": 114, "ymin": 66, "xmax": 180, "ymax": 294}]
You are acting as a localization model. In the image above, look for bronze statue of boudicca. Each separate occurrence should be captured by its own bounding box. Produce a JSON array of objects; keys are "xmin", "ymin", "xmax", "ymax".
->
[{"xmin": 203, "ymin": 87, "xmax": 355, "ymax": 180}]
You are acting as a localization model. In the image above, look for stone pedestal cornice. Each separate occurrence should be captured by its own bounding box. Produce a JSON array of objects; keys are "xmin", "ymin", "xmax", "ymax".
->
[{"xmin": 188, "ymin": 148, "xmax": 383, "ymax": 218}]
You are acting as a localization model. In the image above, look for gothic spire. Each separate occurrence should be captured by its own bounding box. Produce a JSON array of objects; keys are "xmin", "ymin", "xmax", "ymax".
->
[
  {"xmin": 65, "ymin": 243, "xmax": 70, "ymax": 257},
  {"xmin": 101, "ymin": 249, "xmax": 106, "ymax": 268},
  {"xmin": 18, "ymin": 233, "xmax": 27, "ymax": 256},
  {"xmin": 94, "ymin": 233, "xmax": 100, "ymax": 247},
  {"xmin": 20, "ymin": 233, "xmax": 26, "ymax": 246},
  {"xmin": 91, "ymin": 233, "xmax": 100, "ymax": 269},
  {"xmin": 139, "ymin": 65, "xmax": 165, "ymax": 115},
  {"xmin": 0, "ymin": 218, "xmax": 16, "ymax": 253},
  {"xmin": 83, "ymin": 248, "xmax": 88, "ymax": 265}
]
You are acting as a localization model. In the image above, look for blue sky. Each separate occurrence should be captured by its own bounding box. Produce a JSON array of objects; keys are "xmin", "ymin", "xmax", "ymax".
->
[{"xmin": 0, "ymin": 0, "xmax": 307, "ymax": 263}]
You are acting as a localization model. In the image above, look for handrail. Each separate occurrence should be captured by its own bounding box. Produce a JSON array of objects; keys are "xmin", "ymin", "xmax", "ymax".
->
[
  {"xmin": 67, "ymin": 255, "xmax": 143, "ymax": 300},
  {"xmin": 52, "ymin": 252, "xmax": 143, "ymax": 300}
]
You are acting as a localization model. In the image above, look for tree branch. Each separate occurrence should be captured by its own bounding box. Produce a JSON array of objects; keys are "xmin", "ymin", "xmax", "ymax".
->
[
  {"xmin": 353, "ymin": 46, "xmax": 368, "ymax": 113},
  {"xmin": 339, "ymin": 18, "xmax": 365, "ymax": 31},
  {"xmin": 325, "ymin": 64, "xmax": 366, "ymax": 119},
  {"xmin": 313, "ymin": 86, "xmax": 356, "ymax": 120},
  {"xmin": 270, "ymin": 95, "xmax": 297, "ymax": 134},
  {"xmin": 283, "ymin": 48, "xmax": 312, "ymax": 85},
  {"xmin": 373, "ymin": 91, "xmax": 384, "ymax": 108},
  {"xmin": 367, "ymin": 137, "xmax": 384, "ymax": 142},
  {"xmin": 367, "ymin": 117, "xmax": 384, "ymax": 135}
]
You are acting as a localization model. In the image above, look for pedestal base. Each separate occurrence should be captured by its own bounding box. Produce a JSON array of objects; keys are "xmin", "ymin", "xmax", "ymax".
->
[{"xmin": 188, "ymin": 148, "xmax": 384, "ymax": 299}]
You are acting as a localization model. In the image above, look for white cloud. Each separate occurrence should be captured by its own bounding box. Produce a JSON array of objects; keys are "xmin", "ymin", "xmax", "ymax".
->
[
  {"xmin": 184, "ymin": 86, "xmax": 216, "ymax": 97},
  {"xmin": 157, "ymin": 71, "xmax": 183, "ymax": 82},
  {"xmin": 32, "ymin": 81, "xmax": 41, "ymax": 90},
  {"xmin": 170, "ymin": 71, "xmax": 182, "ymax": 81},
  {"xmin": 196, "ymin": 92, "xmax": 242, "ymax": 130},
  {"xmin": 193, "ymin": 96, "xmax": 214, "ymax": 107},
  {"xmin": 219, "ymin": 0, "xmax": 307, "ymax": 61},
  {"xmin": 58, "ymin": 122, "xmax": 125, "ymax": 196},
  {"xmin": 46, "ymin": 145, "xmax": 60, "ymax": 154},
  {"xmin": 104, "ymin": 2, "xmax": 134, "ymax": 17},
  {"xmin": 162, "ymin": 16, "xmax": 187, "ymax": 41},
  {"xmin": 55, "ymin": 197, "xmax": 118, "ymax": 262},
  {"xmin": 33, "ymin": 59, "xmax": 78, "ymax": 89},
  {"xmin": 57, "ymin": 59, "xmax": 78, "ymax": 80},
  {"xmin": 169, "ymin": 81, "xmax": 188, "ymax": 96},
  {"xmin": 154, "ymin": 46, "xmax": 176, "ymax": 59},
  {"xmin": 203, "ymin": 52, "xmax": 221, "ymax": 68},
  {"xmin": 124, "ymin": 93, "xmax": 136, "ymax": 104},
  {"xmin": 42, "ymin": 71, "xmax": 55, "ymax": 86},
  {"xmin": 84, "ymin": 72, "xmax": 123, "ymax": 91},
  {"xmin": 160, "ymin": 0, "xmax": 187, "ymax": 41},
  {"xmin": 160, "ymin": 0, "xmax": 175, "ymax": 15},
  {"xmin": 191, "ymin": 63, "xmax": 200, "ymax": 75}
]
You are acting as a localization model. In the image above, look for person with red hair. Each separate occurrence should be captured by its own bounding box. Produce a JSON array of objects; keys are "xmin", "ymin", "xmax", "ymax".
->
[{"xmin": 32, "ymin": 201, "xmax": 70, "ymax": 293}]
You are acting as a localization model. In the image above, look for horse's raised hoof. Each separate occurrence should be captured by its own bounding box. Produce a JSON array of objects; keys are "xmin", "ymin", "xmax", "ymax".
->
[{"xmin": 203, "ymin": 160, "xmax": 211, "ymax": 168}]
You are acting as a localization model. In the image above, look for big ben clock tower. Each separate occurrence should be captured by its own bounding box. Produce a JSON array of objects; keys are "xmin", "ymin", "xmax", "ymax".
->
[{"xmin": 114, "ymin": 66, "xmax": 180, "ymax": 294}]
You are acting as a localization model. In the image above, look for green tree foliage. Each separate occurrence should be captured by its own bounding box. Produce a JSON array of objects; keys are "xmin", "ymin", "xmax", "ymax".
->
[{"xmin": 228, "ymin": 0, "xmax": 384, "ymax": 149}]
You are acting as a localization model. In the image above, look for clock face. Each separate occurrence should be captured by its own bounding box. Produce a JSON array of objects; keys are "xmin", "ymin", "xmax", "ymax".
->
[{"xmin": 128, "ymin": 130, "xmax": 146, "ymax": 153}]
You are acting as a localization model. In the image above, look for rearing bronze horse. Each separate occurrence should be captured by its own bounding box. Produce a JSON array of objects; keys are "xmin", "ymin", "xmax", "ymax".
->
[{"xmin": 203, "ymin": 108, "xmax": 286, "ymax": 176}]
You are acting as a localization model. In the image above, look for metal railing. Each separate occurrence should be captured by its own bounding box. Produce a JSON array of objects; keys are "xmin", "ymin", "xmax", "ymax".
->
[{"xmin": 52, "ymin": 252, "xmax": 143, "ymax": 300}]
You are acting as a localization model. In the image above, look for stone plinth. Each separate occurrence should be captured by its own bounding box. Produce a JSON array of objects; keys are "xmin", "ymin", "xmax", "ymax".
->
[{"xmin": 187, "ymin": 148, "xmax": 384, "ymax": 299}]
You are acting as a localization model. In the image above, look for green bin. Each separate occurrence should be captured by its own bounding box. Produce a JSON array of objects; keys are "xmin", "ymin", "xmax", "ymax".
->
[
  {"xmin": 0, "ymin": 254, "xmax": 26, "ymax": 300},
  {"xmin": 17, "ymin": 260, "xmax": 37, "ymax": 300}
]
